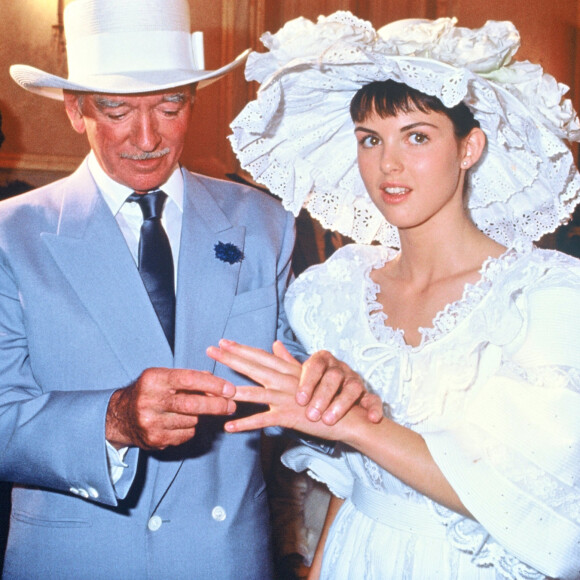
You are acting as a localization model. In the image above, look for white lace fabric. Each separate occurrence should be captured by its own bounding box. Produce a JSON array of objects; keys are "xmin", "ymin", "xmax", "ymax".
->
[
  {"xmin": 282, "ymin": 242, "xmax": 580, "ymax": 579},
  {"xmin": 229, "ymin": 13, "xmax": 580, "ymax": 248}
]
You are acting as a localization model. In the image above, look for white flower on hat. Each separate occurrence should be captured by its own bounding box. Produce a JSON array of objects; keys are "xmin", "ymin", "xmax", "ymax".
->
[
  {"xmin": 485, "ymin": 62, "xmax": 580, "ymax": 140},
  {"xmin": 245, "ymin": 11, "xmax": 378, "ymax": 86}
]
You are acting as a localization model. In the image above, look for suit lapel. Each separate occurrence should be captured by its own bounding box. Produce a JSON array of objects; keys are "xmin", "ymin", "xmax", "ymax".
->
[
  {"xmin": 174, "ymin": 171, "xmax": 244, "ymax": 371},
  {"xmin": 41, "ymin": 162, "xmax": 174, "ymax": 380}
]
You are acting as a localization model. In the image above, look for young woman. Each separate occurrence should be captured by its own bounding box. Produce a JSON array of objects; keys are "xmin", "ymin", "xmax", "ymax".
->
[{"xmin": 209, "ymin": 14, "xmax": 580, "ymax": 579}]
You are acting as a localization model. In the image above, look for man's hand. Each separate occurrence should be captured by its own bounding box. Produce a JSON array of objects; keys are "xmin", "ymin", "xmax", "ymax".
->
[
  {"xmin": 207, "ymin": 340, "xmax": 383, "ymax": 429},
  {"xmin": 106, "ymin": 367, "xmax": 236, "ymax": 450}
]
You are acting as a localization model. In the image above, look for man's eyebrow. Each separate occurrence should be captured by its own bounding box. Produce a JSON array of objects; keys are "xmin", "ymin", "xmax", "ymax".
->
[
  {"xmin": 162, "ymin": 92, "xmax": 188, "ymax": 103},
  {"xmin": 93, "ymin": 92, "xmax": 189, "ymax": 110},
  {"xmin": 94, "ymin": 96, "xmax": 126, "ymax": 109}
]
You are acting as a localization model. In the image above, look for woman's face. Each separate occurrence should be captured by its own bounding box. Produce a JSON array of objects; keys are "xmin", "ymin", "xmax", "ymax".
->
[{"xmin": 355, "ymin": 106, "xmax": 473, "ymax": 236}]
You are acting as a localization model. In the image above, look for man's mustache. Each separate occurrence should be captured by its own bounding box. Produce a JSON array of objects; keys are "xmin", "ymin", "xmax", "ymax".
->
[{"xmin": 120, "ymin": 148, "xmax": 171, "ymax": 161}]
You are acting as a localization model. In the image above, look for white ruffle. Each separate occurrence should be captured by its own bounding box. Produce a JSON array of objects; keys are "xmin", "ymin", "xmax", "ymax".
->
[
  {"xmin": 283, "ymin": 243, "xmax": 580, "ymax": 579},
  {"xmin": 230, "ymin": 13, "xmax": 580, "ymax": 248}
]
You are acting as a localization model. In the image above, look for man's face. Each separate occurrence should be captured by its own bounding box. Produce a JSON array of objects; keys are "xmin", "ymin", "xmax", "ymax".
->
[{"xmin": 64, "ymin": 87, "xmax": 195, "ymax": 192}]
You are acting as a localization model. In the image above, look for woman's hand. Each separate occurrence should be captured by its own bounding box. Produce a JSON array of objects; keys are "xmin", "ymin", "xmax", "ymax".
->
[
  {"xmin": 206, "ymin": 340, "xmax": 374, "ymax": 438},
  {"xmin": 294, "ymin": 348, "xmax": 383, "ymax": 425}
]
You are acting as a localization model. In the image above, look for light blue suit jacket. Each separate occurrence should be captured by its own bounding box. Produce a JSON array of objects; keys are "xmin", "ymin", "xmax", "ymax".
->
[{"xmin": 0, "ymin": 160, "xmax": 301, "ymax": 579}]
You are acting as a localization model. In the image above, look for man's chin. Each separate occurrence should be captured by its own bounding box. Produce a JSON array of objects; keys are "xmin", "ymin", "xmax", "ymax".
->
[{"xmin": 116, "ymin": 163, "xmax": 176, "ymax": 192}]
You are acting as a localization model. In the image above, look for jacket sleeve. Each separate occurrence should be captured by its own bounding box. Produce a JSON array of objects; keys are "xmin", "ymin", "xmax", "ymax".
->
[
  {"xmin": 275, "ymin": 207, "xmax": 308, "ymax": 362},
  {"xmin": 0, "ymin": 250, "xmax": 134, "ymax": 507}
]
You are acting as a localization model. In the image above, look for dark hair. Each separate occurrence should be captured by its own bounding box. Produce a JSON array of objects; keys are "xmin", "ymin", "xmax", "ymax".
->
[{"xmin": 350, "ymin": 80, "xmax": 480, "ymax": 138}]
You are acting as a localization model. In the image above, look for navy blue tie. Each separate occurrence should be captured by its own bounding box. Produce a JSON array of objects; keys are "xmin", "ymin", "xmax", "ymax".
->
[{"xmin": 127, "ymin": 190, "xmax": 175, "ymax": 351}]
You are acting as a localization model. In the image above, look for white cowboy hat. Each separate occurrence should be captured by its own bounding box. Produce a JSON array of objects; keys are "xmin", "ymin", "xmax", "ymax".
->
[
  {"xmin": 229, "ymin": 13, "xmax": 580, "ymax": 248},
  {"xmin": 10, "ymin": 0, "xmax": 250, "ymax": 100}
]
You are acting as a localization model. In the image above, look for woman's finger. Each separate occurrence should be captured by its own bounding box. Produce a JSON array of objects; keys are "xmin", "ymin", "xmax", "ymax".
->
[
  {"xmin": 207, "ymin": 340, "xmax": 300, "ymax": 383},
  {"xmin": 272, "ymin": 340, "xmax": 300, "ymax": 364},
  {"xmin": 207, "ymin": 345, "xmax": 277, "ymax": 386},
  {"xmin": 225, "ymin": 411, "xmax": 276, "ymax": 433},
  {"xmin": 220, "ymin": 339, "xmax": 300, "ymax": 374},
  {"xmin": 231, "ymin": 385, "xmax": 273, "ymax": 404}
]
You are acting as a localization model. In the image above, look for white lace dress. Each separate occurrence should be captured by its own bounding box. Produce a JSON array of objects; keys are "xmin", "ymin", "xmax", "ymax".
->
[{"xmin": 282, "ymin": 241, "xmax": 580, "ymax": 580}]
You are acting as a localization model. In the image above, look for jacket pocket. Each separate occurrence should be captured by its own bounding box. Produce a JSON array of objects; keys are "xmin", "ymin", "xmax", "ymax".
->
[
  {"xmin": 11, "ymin": 509, "xmax": 92, "ymax": 528},
  {"xmin": 229, "ymin": 284, "xmax": 276, "ymax": 318}
]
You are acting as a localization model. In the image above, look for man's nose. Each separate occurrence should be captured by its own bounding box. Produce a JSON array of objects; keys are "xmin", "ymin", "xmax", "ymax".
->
[{"xmin": 132, "ymin": 113, "xmax": 161, "ymax": 151}]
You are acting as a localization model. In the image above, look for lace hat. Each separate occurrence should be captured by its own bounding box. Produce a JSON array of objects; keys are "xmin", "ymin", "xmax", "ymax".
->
[
  {"xmin": 229, "ymin": 12, "xmax": 580, "ymax": 247},
  {"xmin": 10, "ymin": 0, "xmax": 249, "ymax": 101}
]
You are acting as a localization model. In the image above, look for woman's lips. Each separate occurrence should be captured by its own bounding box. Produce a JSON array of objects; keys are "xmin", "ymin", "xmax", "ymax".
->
[{"xmin": 380, "ymin": 183, "xmax": 411, "ymax": 202}]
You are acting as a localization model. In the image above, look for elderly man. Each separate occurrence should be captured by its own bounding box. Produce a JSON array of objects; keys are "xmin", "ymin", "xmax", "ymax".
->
[{"xmin": 1, "ymin": 1, "xmax": 378, "ymax": 578}]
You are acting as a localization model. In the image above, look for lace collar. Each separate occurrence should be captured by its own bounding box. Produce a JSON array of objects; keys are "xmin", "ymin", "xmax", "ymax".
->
[{"xmin": 364, "ymin": 240, "xmax": 531, "ymax": 350}]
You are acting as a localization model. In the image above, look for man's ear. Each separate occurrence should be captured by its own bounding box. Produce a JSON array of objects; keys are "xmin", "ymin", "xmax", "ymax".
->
[
  {"xmin": 461, "ymin": 127, "xmax": 486, "ymax": 169},
  {"xmin": 189, "ymin": 83, "xmax": 197, "ymax": 107},
  {"xmin": 63, "ymin": 92, "xmax": 87, "ymax": 135}
]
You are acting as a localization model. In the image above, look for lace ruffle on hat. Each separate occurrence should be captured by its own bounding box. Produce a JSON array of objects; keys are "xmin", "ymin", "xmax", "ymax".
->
[{"xmin": 229, "ymin": 12, "xmax": 580, "ymax": 247}]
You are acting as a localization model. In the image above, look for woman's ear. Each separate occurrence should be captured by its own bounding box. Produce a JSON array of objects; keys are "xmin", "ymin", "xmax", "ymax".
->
[
  {"xmin": 63, "ymin": 92, "xmax": 87, "ymax": 135},
  {"xmin": 461, "ymin": 127, "xmax": 486, "ymax": 169}
]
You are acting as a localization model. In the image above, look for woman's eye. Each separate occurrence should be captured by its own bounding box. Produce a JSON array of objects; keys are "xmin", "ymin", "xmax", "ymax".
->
[
  {"xmin": 409, "ymin": 132, "xmax": 428, "ymax": 145},
  {"xmin": 360, "ymin": 134, "xmax": 380, "ymax": 148}
]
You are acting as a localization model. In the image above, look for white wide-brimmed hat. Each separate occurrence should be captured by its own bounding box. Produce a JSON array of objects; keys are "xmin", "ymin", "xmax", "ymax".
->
[
  {"xmin": 10, "ymin": 0, "xmax": 250, "ymax": 101},
  {"xmin": 229, "ymin": 12, "xmax": 580, "ymax": 248}
]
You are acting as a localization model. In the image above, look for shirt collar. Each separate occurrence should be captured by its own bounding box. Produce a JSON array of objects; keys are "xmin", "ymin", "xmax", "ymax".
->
[{"xmin": 87, "ymin": 151, "xmax": 184, "ymax": 216}]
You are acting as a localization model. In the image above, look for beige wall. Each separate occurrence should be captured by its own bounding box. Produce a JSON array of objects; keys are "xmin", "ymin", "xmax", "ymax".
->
[{"xmin": 0, "ymin": 0, "xmax": 578, "ymax": 187}]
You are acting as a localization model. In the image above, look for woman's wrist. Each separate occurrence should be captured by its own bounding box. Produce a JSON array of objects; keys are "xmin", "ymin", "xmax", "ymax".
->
[{"xmin": 338, "ymin": 405, "xmax": 384, "ymax": 449}]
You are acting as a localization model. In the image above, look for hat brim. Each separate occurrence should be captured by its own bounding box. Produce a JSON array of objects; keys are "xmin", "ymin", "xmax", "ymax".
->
[{"xmin": 10, "ymin": 49, "xmax": 250, "ymax": 101}]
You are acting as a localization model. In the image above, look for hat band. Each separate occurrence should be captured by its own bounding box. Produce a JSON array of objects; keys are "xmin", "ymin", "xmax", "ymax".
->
[{"xmin": 67, "ymin": 31, "xmax": 202, "ymax": 79}]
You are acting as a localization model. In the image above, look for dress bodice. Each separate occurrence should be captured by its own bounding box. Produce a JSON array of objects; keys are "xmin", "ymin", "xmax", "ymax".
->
[{"xmin": 283, "ymin": 241, "xmax": 580, "ymax": 579}]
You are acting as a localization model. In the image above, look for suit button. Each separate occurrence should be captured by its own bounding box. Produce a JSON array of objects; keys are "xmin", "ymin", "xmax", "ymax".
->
[
  {"xmin": 148, "ymin": 515, "xmax": 163, "ymax": 531},
  {"xmin": 87, "ymin": 486, "xmax": 99, "ymax": 499},
  {"xmin": 69, "ymin": 487, "xmax": 80, "ymax": 495},
  {"xmin": 211, "ymin": 506, "xmax": 226, "ymax": 522}
]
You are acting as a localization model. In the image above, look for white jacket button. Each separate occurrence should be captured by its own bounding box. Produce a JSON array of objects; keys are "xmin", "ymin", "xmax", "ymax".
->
[
  {"xmin": 148, "ymin": 515, "xmax": 162, "ymax": 532},
  {"xmin": 69, "ymin": 487, "xmax": 79, "ymax": 495},
  {"xmin": 87, "ymin": 487, "xmax": 99, "ymax": 499},
  {"xmin": 211, "ymin": 506, "xmax": 226, "ymax": 522}
]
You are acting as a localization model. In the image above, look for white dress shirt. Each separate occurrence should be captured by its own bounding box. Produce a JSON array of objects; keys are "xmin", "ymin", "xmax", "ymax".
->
[{"xmin": 88, "ymin": 151, "xmax": 184, "ymax": 277}]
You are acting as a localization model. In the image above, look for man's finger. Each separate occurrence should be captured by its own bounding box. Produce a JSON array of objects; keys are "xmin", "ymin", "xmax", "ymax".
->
[
  {"xmin": 140, "ymin": 427, "xmax": 199, "ymax": 451},
  {"xmin": 169, "ymin": 391, "xmax": 237, "ymax": 417},
  {"xmin": 165, "ymin": 368, "xmax": 236, "ymax": 398}
]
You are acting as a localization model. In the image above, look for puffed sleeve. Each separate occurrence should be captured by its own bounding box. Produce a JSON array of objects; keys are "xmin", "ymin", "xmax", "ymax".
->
[
  {"xmin": 424, "ymin": 273, "xmax": 580, "ymax": 579},
  {"xmin": 283, "ymin": 442, "xmax": 355, "ymax": 500}
]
